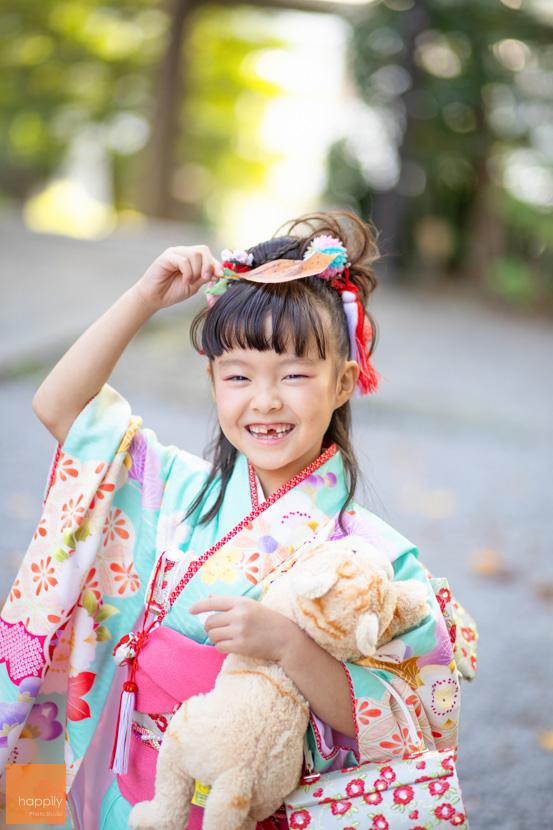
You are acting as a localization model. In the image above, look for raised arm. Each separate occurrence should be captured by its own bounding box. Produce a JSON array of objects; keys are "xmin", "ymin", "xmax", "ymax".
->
[{"xmin": 32, "ymin": 245, "xmax": 223, "ymax": 445}]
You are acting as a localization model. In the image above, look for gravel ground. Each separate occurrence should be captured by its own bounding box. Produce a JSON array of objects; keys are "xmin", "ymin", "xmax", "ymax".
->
[{"xmin": 1, "ymin": 216, "xmax": 552, "ymax": 830}]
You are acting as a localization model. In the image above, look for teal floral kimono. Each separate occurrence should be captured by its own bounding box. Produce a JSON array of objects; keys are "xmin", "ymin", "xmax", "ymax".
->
[{"xmin": 0, "ymin": 386, "xmax": 477, "ymax": 829}]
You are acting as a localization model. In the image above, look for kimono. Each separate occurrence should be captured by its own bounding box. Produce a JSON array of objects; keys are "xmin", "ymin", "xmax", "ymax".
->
[{"xmin": 0, "ymin": 385, "xmax": 477, "ymax": 830}]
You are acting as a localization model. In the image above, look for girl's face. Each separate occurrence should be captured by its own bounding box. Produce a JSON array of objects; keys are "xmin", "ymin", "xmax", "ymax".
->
[{"xmin": 210, "ymin": 344, "xmax": 358, "ymax": 498}]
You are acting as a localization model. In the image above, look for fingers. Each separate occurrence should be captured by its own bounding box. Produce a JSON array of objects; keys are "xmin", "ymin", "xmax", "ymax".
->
[
  {"xmin": 189, "ymin": 595, "xmax": 237, "ymax": 614},
  {"xmin": 167, "ymin": 245, "xmax": 223, "ymax": 282}
]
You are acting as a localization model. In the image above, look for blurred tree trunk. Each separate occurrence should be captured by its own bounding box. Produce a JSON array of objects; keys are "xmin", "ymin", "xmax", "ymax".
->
[
  {"xmin": 142, "ymin": 0, "xmax": 198, "ymax": 219},
  {"xmin": 370, "ymin": 1, "xmax": 429, "ymax": 277}
]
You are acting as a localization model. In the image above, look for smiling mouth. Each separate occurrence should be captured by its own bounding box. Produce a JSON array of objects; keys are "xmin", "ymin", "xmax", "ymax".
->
[{"xmin": 246, "ymin": 424, "xmax": 295, "ymax": 440}]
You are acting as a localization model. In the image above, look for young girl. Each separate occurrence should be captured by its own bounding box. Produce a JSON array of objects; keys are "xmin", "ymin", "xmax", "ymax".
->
[{"xmin": 0, "ymin": 212, "xmax": 476, "ymax": 830}]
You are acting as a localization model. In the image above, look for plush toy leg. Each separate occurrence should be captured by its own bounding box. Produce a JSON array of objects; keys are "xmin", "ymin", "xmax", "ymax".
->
[
  {"xmin": 128, "ymin": 737, "xmax": 195, "ymax": 830},
  {"xmin": 202, "ymin": 766, "xmax": 253, "ymax": 830}
]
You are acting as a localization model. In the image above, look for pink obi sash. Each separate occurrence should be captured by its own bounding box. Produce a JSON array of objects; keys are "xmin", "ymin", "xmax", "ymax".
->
[{"xmin": 117, "ymin": 625, "xmax": 288, "ymax": 830}]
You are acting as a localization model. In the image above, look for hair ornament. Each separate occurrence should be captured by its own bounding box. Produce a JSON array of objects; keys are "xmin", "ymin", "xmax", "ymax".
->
[
  {"xmin": 205, "ymin": 249, "xmax": 254, "ymax": 305},
  {"xmin": 220, "ymin": 249, "xmax": 254, "ymax": 269},
  {"xmin": 332, "ymin": 272, "xmax": 379, "ymax": 397},
  {"xmin": 303, "ymin": 235, "xmax": 349, "ymax": 280}
]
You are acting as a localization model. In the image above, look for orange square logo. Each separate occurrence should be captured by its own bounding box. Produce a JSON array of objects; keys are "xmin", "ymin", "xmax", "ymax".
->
[{"xmin": 6, "ymin": 764, "xmax": 66, "ymax": 825}]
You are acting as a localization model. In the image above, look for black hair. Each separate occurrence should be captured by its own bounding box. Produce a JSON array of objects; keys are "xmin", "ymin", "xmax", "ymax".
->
[{"xmin": 186, "ymin": 211, "xmax": 379, "ymax": 526}]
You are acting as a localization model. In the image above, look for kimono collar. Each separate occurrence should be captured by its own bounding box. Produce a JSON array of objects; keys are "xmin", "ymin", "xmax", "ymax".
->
[{"xmin": 247, "ymin": 444, "xmax": 338, "ymax": 512}]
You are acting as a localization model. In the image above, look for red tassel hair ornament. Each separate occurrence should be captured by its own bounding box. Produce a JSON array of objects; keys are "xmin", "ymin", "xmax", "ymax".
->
[{"xmin": 331, "ymin": 270, "xmax": 379, "ymax": 396}]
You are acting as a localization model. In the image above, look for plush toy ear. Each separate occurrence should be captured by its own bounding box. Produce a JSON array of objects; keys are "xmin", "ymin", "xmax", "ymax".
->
[
  {"xmin": 355, "ymin": 613, "xmax": 380, "ymax": 656},
  {"xmin": 379, "ymin": 581, "xmax": 430, "ymax": 645},
  {"xmin": 292, "ymin": 568, "xmax": 339, "ymax": 600}
]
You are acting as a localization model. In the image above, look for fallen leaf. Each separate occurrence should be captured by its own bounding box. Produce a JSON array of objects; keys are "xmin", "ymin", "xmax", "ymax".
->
[
  {"xmin": 537, "ymin": 730, "xmax": 553, "ymax": 753},
  {"xmin": 533, "ymin": 582, "xmax": 553, "ymax": 604},
  {"xmin": 469, "ymin": 548, "xmax": 512, "ymax": 579}
]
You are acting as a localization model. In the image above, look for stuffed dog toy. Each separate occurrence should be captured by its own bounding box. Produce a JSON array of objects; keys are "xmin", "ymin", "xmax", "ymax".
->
[{"xmin": 128, "ymin": 535, "xmax": 429, "ymax": 830}]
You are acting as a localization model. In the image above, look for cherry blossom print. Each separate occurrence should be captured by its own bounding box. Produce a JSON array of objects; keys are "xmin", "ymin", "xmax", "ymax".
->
[
  {"xmin": 67, "ymin": 671, "xmax": 95, "ymax": 721},
  {"xmin": 127, "ymin": 434, "xmax": 165, "ymax": 510},
  {"xmin": 313, "ymin": 788, "xmax": 323, "ymax": 798},
  {"xmin": 345, "ymin": 778, "xmax": 365, "ymax": 797},
  {"xmin": 228, "ymin": 514, "xmax": 290, "ymax": 581},
  {"xmin": 8, "ymin": 579, "xmax": 21, "ymax": 603},
  {"xmin": 0, "ymin": 701, "xmax": 29, "ymax": 749},
  {"xmin": 378, "ymin": 765, "xmax": 396, "ymax": 783},
  {"xmin": 102, "ymin": 508, "xmax": 131, "ymax": 547},
  {"xmin": 157, "ymin": 510, "xmax": 193, "ymax": 551},
  {"xmin": 289, "ymin": 809, "xmax": 311, "ymax": 829},
  {"xmin": 355, "ymin": 698, "xmax": 382, "ymax": 726},
  {"xmin": 379, "ymin": 725, "xmax": 420, "ymax": 756},
  {"xmin": 409, "ymin": 810, "xmax": 419, "ymax": 820},
  {"xmin": 40, "ymin": 619, "xmax": 72, "ymax": 695},
  {"xmin": 30, "ymin": 557, "xmax": 58, "ymax": 596},
  {"xmin": 200, "ymin": 547, "xmax": 241, "ymax": 585},
  {"xmin": 434, "ymin": 803, "xmax": 456, "ymax": 821},
  {"xmin": 69, "ymin": 608, "xmax": 97, "ymax": 676},
  {"xmin": 110, "ymin": 561, "xmax": 140, "ymax": 596},
  {"xmin": 363, "ymin": 791, "xmax": 383, "ymax": 806},
  {"xmin": 60, "ymin": 494, "xmax": 86, "ymax": 531},
  {"xmin": 7, "ymin": 736, "xmax": 38, "ymax": 765},
  {"xmin": 357, "ymin": 707, "xmax": 401, "ymax": 762},
  {"xmin": 238, "ymin": 552, "xmax": 261, "ymax": 584},
  {"xmin": 437, "ymin": 586, "xmax": 451, "ymax": 609},
  {"xmin": 97, "ymin": 542, "xmax": 139, "ymax": 598},
  {"xmin": 441, "ymin": 754, "xmax": 455, "ymax": 772},
  {"xmin": 429, "ymin": 779, "xmax": 450, "ymax": 797},
  {"xmin": 371, "ymin": 814, "xmax": 389, "ymax": 830},
  {"xmin": 417, "ymin": 664, "xmax": 460, "ymax": 728},
  {"xmin": 450, "ymin": 811, "xmax": 467, "ymax": 826},
  {"xmin": 2, "ymin": 561, "xmax": 61, "ymax": 635},
  {"xmin": 373, "ymin": 778, "xmax": 389, "ymax": 792},
  {"xmin": 462, "ymin": 627, "xmax": 476, "ymax": 643},
  {"xmin": 88, "ymin": 480, "xmax": 116, "ymax": 511},
  {"xmin": 34, "ymin": 517, "xmax": 47, "ymax": 541},
  {"xmin": 25, "ymin": 701, "xmax": 63, "ymax": 741},
  {"xmin": 16, "ymin": 677, "xmax": 42, "ymax": 705},
  {"xmin": 80, "ymin": 567, "xmax": 102, "ymax": 602},
  {"xmin": 330, "ymin": 800, "xmax": 351, "ymax": 816},
  {"xmin": 52, "ymin": 455, "xmax": 79, "ymax": 487},
  {"xmin": 330, "ymin": 510, "xmax": 397, "ymax": 560},
  {"xmin": 263, "ymin": 490, "xmax": 329, "ymax": 550},
  {"xmin": 417, "ymin": 622, "xmax": 455, "ymax": 669},
  {"xmin": 393, "ymin": 785, "xmax": 414, "ymax": 805}
]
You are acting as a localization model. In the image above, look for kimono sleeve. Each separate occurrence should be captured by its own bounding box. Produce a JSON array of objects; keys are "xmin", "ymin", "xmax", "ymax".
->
[
  {"xmin": 0, "ymin": 384, "xmax": 211, "ymax": 784},
  {"xmin": 306, "ymin": 547, "xmax": 461, "ymax": 771},
  {"xmin": 59, "ymin": 383, "xmax": 213, "ymax": 590}
]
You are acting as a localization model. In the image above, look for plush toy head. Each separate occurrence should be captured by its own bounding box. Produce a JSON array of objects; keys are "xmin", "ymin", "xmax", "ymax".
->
[{"xmin": 287, "ymin": 535, "xmax": 430, "ymax": 662}]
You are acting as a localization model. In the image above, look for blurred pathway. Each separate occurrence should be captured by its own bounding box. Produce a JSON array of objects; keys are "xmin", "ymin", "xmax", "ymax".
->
[{"xmin": 1, "ymin": 215, "xmax": 552, "ymax": 830}]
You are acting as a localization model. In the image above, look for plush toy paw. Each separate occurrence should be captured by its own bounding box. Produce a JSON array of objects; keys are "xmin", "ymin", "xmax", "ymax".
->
[{"xmin": 128, "ymin": 799, "xmax": 173, "ymax": 830}]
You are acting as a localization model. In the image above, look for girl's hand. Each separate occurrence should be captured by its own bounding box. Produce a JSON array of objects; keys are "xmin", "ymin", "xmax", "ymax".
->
[
  {"xmin": 134, "ymin": 245, "xmax": 224, "ymax": 311},
  {"xmin": 189, "ymin": 595, "xmax": 297, "ymax": 662}
]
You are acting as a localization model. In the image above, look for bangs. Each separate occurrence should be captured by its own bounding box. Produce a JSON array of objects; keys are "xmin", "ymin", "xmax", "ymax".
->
[{"xmin": 193, "ymin": 280, "xmax": 328, "ymax": 360}]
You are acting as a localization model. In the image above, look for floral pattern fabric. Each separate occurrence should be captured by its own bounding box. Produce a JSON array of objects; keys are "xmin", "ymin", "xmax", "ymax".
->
[
  {"xmin": 286, "ymin": 747, "xmax": 468, "ymax": 829},
  {"xmin": 0, "ymin": 385, "xmax": 477, "ymax": 829}
]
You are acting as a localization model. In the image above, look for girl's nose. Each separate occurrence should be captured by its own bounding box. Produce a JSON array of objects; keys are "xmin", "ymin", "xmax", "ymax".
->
[{"xmin": 252, "ymin": 385, "xmax": 282, "ymax": 413}]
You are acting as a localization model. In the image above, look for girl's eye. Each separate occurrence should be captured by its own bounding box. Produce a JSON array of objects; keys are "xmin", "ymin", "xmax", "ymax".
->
[
  {"xmin": 285, "ymin": 374, "xmax": 308, "ymax": 380},
  {"xmin": 225, "ymin": 375, "xmax": 249, "ymax": 382}
]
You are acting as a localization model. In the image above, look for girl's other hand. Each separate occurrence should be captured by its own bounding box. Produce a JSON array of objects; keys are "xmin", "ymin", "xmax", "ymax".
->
[
  {"xmin": 135, "ymin": 245, "xmax": 224, "ymax": 311},
  {"xmin": 189, "ymin": 595, "xmax": 296, "ymax": 663}
]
